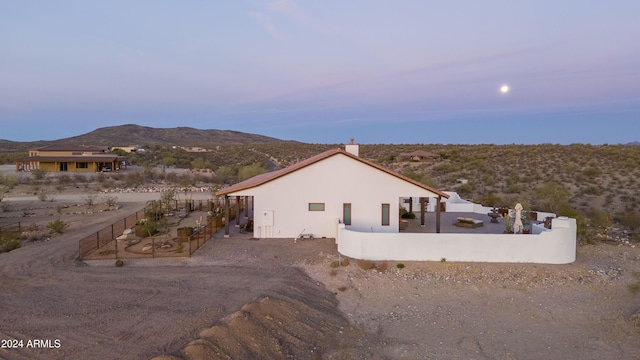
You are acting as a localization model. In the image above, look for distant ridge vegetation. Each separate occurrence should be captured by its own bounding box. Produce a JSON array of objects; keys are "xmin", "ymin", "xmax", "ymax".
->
[{"xmin": 0, "ymin": 124, "xmax": 287, "ymax": 152}]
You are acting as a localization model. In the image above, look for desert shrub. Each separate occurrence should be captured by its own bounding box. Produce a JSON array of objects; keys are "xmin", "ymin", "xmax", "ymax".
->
[
  {"xmin": 375, "ymin": 261, "xmax": 388, "ymax": 272},
  {"xmin": 476, "ymin": 193, "xmax": 502, "ymax": 207},
  {"xmin": 330, "ymin": 257, "xmax": 350, "ymax": 268},
  {"xmin": 440, "ymin": 257, "xmax": 447, "ymax": 262},
  {"xmin": 83, "ymin": 193, "xmax": 98, "ymax": 206},
  {"xmin": 396, "ymin": 263, "xmax": 405, "ymax": 269},
  {"xmin": 0, "ymin": 174, "xmax": 19, "ymax": 188},
  {"xmin": 136, "ymin": 219, "xmax": 160, "ymax": 237},
  {"xmin": 617, "ymin": 211, "xmax": 640, "ymax": 231},
  {"xmin": 102, "ymin": 195, "xmax": 119, "ymax": 207},
  {"xmin": 628, "ymin": 272, "xmax": 640, "ymax": 295},
  {"xmin": 534, "ymin": 182, "xmax": 571, "ymax": 214},
  {"xmin": 329, "ymin": 269, "xmax": 338, "ymax": 276},
  {"xmin": 401, "ymin": 212, "xmax": 416, "ymax": 219},
  {"xmin": 356, "ymin": 259, "xmax": 375, "ymax": 270},
  {"xmin": 22, "ymin": 227, "xmax": 47, "ymax": 241},
  {"xmin": 582, "ymin": 185, "xmax": 602, "ymax": 196},
  {"xmin": 37, "ymin": 190, "xmax": 49, "ymax": 202},
  {"xmin": 582, "ymin": 167, "xmax": 601, "ymax": 178},
  {"xmin": 31, "ymin": 168, "xmax": 47, "ymax": 180},
  {"xmin": 457, "ymin": 183, "xmax": 473, "ymax": 196},
  {"xmin": 0, "ymin": 233, "xmax": 21, "ymax": 253},
  {"xmin": 73, "ymin": 173, "xmax": 89, "ymax": 183},
  {"xmin": 47, "ymin": 219, "xmax": 69, "ymax": 234},
  {"xmin": 57, "ymin": 173, "xmax": 72, "ymax": 184}
]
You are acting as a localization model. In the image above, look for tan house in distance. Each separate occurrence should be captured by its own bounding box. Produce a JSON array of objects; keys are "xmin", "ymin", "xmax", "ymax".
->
[{"xmin": 15, "ymin": 145, "xmax": 127, "ymax": 173}]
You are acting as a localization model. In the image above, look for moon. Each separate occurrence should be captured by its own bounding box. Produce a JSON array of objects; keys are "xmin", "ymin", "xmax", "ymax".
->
[{"xmin": 500, "ymin": 84, "xmax": 510, "ymax": 94}]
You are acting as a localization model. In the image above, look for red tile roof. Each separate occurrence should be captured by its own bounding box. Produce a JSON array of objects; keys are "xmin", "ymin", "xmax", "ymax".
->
[{"xmin": 216, "ymin": 148, "xmax": 449, "ymax": 198}]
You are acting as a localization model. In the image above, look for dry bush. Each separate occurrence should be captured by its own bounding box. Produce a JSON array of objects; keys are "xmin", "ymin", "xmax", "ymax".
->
[
  {"xmin": 102, "ymin": 195, "xmax": 119, "ymax": 207},
  {"xmin": 356, "ymin": 259, "xmax": 375, "ymax": 271},
  {"xmin": 329, "ymin": 269, "xmax": 337, "ymax": 277},
  {"xmin": 375, "ymin": 261, "xmax": 389, "ymax": 272}
]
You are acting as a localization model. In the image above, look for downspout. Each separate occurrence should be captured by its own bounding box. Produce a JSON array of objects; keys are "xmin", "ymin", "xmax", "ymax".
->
[{"xmin": 436, "ymin": 196, "xmax": 441, "ymax": 233}]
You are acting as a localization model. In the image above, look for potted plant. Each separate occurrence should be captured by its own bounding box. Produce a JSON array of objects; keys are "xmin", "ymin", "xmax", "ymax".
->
[{"xmin": 501, "ymin": 214, "xmax": 513, "ymax": 234}]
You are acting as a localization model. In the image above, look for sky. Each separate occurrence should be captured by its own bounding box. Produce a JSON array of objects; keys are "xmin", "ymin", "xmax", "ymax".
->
[{"xmin": 1, "ymin": 1, "xmax": 639, "ymax": 145}]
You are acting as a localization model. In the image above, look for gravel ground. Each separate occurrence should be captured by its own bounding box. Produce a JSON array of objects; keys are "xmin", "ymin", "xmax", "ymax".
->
[{"xmin": 1, "ymin": 175, "xmax": 640, "ymax": 359}]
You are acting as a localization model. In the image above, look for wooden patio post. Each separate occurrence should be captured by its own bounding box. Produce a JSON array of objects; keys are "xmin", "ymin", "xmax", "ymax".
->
[
  {"xmin": 224, "ymin": 196, "xmax": 230, "ymax": 238},
  {"xmin": 408, "ymin": 197, "xmax": 413, "ymax": 214},
  {"xmin": 244, "ymin": 196, "xmax": 249, "ymax": 219},
  {"xmin": 235, "ymin": 196, "xmax": 241, "ymax": 227},
  {"xmin": 420, "ymin": 197, "xmax": 425, "ymax": 227},
  {"xmin": 436, "ymin": 196, "xmax": 442, "ymax": 233}
]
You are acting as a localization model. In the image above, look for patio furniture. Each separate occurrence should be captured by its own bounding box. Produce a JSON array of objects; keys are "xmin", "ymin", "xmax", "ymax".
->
[
  {"xmin": 454, "ymin": 217, "xmax": 484, "ymax": 228},
  {"xmin": 488, "ymin": 208, "xmax": 501, "ymax": 223},
  {"xmin": 399, "ymin": 219, "xmax": 409, "ymax": 230}
]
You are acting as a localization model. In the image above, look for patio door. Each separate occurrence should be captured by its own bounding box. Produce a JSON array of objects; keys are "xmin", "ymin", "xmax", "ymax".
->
[{"xmin": 59, "ymin": 162, "xmax": 68, "ymax": 172}]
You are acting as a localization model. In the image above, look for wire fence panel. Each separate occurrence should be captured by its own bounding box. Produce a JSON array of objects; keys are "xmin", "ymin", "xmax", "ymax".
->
[
  {"xmin": 79, "ymin": 205, "xmax": 235, "ymax": 260},
  {"xmin": 0, "ymin": 222, "xmax": 21, "ymax": 235}
]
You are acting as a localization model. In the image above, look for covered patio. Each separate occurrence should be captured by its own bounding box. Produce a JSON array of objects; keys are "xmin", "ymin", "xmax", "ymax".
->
[{"xmin": 400, "ymin": 211, "xmax": 510, "ymax": 234}]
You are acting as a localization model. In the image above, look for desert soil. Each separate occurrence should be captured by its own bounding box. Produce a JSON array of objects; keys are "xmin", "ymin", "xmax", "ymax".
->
[{"xmin": 1, "ymin": 183, "xmax": 640, "ymax": 359}]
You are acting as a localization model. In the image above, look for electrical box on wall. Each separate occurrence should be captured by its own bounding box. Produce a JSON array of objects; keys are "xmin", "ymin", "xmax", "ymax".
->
[{"xmin": 262, "ymin": 210, "xmax": 274, "ymax": 226}]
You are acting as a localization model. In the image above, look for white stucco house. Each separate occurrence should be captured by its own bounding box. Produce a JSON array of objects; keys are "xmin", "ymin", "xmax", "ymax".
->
[
  {"xmin": 216, "ymin": 142, "xmax": 449, "ymax": 239},
  {"xmin": 216, "ymin": 141, "xmax": 577, "ymax": 264}
]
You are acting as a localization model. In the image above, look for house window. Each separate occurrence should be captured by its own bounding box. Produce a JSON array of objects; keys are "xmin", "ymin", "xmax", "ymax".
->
[
  {"xmin": 343, "ymin": 203, "xmax": 351, "ymax": 225},
  {"xmin": 382, "ymin": 203, "xmax": 390, "ymax": 226},
  {"xmin": 76, "ymin": 162, "xmax": 88, "ymax": 169},
  {"xmin": 308, "ymin": 203, "xmax": 325, "ymax": 211}
]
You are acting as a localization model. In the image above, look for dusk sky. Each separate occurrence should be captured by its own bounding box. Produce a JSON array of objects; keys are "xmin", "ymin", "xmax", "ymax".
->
[{"xmin": 1, "ymin": 1, "xmax": 639, "ymax": 144}]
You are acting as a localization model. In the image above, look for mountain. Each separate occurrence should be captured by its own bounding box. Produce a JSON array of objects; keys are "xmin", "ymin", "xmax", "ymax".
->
[{"xmin": 0, "ymin": 124, "xmax": 287, "ymax": 152}]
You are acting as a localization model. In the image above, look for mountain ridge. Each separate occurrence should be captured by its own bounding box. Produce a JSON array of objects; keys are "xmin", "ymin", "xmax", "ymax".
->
[{"xmin": 0, "ymin": 124, "xmax": 288, "ymax": 151}]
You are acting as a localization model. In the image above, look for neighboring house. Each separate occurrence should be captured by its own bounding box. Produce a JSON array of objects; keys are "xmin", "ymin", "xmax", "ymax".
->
[
  {"xmin": 15, "ymin": 145, "xmax": 127, "ymax": 173},
  {"xmin": 401, "ymin": 150, "xmax": 439, "ymax": 162},
  {"xmin": 216, "ymin": 142, "xmax": 449, "ymax": 239}
]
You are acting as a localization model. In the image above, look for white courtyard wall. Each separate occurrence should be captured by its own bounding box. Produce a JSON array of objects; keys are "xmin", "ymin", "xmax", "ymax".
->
[{"xmin": 338, "ymin": 217, "xmax": 576, "ymax": 264}]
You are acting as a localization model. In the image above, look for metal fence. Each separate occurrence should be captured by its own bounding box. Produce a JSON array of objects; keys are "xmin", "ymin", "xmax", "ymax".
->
[
  {"xmin": 78, "ymin": 202, "xmax": 240, "ymax": 260},
  {"xmin": 79, "ymin": 208, "xmax": 146, "ymax": 259},
  {"xmin": 0, "ymin": 222, "xmax": 21, "ymax": 236}
]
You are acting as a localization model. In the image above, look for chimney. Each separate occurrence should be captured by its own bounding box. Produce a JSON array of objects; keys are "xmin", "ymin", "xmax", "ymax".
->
[{"xmin": 345, "ymin": 138, "xmax": 359, "ymax": 156}]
